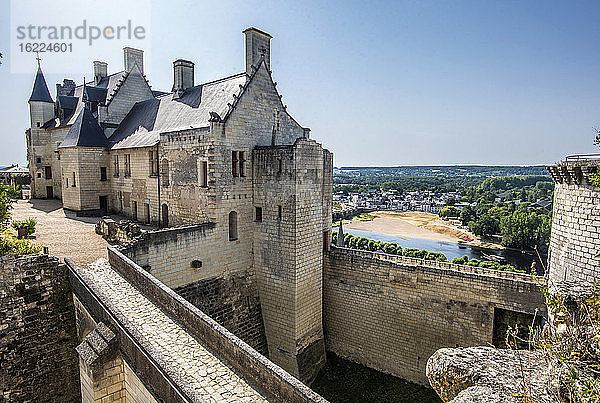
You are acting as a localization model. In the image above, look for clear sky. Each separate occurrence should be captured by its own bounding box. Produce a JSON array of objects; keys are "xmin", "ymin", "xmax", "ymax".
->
[{"xmin": 1, "ymin": 0, "xmax": 599, "ymax": 167}]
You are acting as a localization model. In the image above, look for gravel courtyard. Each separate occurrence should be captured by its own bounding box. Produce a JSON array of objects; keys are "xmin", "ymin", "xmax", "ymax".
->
[{"xmin": 11, "ymin": 199, "xmax": 109, "ymax": 266}]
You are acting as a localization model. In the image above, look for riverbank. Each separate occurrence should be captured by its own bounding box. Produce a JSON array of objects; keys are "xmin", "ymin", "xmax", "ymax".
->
[{"xmin": 344, "ymin": 211, "xmax": 502, "ymax": 249}]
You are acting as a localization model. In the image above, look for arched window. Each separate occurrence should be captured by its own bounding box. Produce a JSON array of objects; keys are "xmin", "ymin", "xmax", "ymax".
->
[
  {"xmin": 161, "ymin": 159, "xmax": 169, "ymax": 187},
  {"xmin": 228, "ymin": 211, "xmax": 238, "ymax": 241}
]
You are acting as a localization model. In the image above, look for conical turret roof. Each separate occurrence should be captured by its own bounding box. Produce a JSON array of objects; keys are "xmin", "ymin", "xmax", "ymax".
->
[
  {"xmin": 29, "ymin": 65, "xmax": 53, "ymax": 103},
  {"xmin": 59, "ymin": 107, "xmax": 108, "ymax": 148}
]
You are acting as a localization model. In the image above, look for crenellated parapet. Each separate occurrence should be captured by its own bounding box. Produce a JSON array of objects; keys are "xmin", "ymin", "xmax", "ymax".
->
[
  {"xmin": 546, "ymin": 156, "xmax": 600, "ymax": 185},
  {"xmin": 547, "ymin": 156, "xmax": 600, "ymax": 285}
]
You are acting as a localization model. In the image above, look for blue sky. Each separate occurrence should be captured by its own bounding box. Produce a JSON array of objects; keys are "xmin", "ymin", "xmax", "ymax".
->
[{"xmin": 1, "ymin": 0, "xmax": 599, "ymax": 166}]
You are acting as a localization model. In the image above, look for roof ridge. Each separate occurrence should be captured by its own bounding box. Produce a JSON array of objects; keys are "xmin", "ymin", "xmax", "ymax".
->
[{"xmin": 197, "ymin": 72, "xmax": 246, "ymax": 88}]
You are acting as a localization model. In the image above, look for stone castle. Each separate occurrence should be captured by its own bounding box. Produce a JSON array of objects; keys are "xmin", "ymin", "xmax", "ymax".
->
[
  {"xmin": 26, "ymin": 27, "xmax": 333, "ymax": 383},
  {"xmin": 4, "ymin": 26, "xmax": 574, "ymax": 403}
]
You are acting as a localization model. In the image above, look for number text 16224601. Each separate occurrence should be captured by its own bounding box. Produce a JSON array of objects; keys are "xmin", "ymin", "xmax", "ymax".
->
[{"xmin": 19, "ymin": 43, "xmax": 73, "ymax": 53}]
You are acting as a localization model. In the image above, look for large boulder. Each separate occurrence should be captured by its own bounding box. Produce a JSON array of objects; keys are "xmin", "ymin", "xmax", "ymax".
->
[{"xmin": 426, "ymin": 346, "xmax": 554, "ymax": 402}]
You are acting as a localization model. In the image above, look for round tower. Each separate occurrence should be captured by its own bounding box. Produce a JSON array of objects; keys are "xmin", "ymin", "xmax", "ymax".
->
[
  {"xmin": 27, "ymin": 59, "xmax": 56, "ymax": 199},
  {"xmin": 28, "ymin": 61, "xmax": 55, "ymax": 129},
  {"xmin": 547, "ymin": 157, "xmax": 600, "ymax": 284}
]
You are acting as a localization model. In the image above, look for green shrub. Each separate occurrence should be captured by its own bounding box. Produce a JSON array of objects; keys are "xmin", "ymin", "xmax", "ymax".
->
[
  {"xmin": 0, "ymin": 232, "xmax": 42, "ymax": 256},
  {"xmin": 12, "ymin": 218, "xmax": 36, "ymax": 237}
]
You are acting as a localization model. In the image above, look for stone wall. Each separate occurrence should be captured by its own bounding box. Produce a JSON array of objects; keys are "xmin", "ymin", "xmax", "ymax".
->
[
  {"xmin": 119, "ymin": 225, "xmax": 269, "ymax": 355},
  {"xmin": 159, "ymin": 127, "xmax": 214, "ymax": 226},
  {"xmin": 0, "ymin": 254, "xmax": 80, "ymax": 402},
  {"xmin": 109, "ymin": 146, "xmax": 160, "ymax": 223},
  {"xmin": 174, "ymin": 270, "xmax": 268, "ymax": 356},
  {"xmin": 60, "ymin": 146, "xmax": 110, "ymax": 211},
  {"xmin": 323, "ymin": 247, "xmax": 546, "ymax": 385},
  {"xmin": 97, "ymin": 248, "xmax": 325, "ymax": 402},
  {"xmin": 547, "ymin": 160, "xmax": 600, "ymax": 284}
]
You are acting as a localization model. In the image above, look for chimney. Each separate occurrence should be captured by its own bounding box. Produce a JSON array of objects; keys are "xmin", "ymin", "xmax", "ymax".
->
[
  {"xmin": 56, "ymin": 79, "xmax": 75, "ymax": 96},
  {"xmin": 123, "ymin": 47, "xmax": 144, "ymax": 73},
  {"xmin": 172, "ymin": 59, "xmax": 194, "ymax": 99},
  {"xmin": 93, "ymin": 61, "xmax": 108, "ymax": 85},
  {"xmin": 243, "ymin": 27, "xmax": 272, "ymax": 75}
]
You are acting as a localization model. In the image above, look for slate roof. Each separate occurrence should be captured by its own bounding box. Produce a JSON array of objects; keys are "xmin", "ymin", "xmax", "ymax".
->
[
  {"xmin": 59, "ymin": 107, "xmax": 108, "ymax": 148},
  {"xmin": 29, "ymin": 65, "xmax": 53, "ymax": 103},
  {"xmin": 108, "ymin": 72, "xmax": 247, "ymax": 150},
  {"xmin": 84, "ymin": 86, "xmax": 108, "ymax": 103},
  {"xmin": 58, "ymin": 95, "xmax": 78, "ymax": 110},
  {"xmin": 43, "ymin": 71, "xmax": 129, "ymax": 130}
]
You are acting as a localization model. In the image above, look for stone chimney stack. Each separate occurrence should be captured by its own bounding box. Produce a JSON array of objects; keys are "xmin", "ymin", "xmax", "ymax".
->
[
  {"xmin": 243, "ymin": 27, "xmax": 272, "ymax": 75},
  {"xmin": 123, "ymin": 47, "xmax": 144, "ymax": 73},
  {"xmin": 56, "ymin": 79, "xmax": 76, "ymax": 96},
  {"xmin": 93, "ymin": 61, "xmax": 108, "ymax": 85},
  {"xmin": 172, "ymin": 59, "xmax": 194, "ymax": 99}
]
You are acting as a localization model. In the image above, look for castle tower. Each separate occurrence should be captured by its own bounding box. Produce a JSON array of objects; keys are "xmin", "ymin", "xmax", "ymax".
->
[
  {"xmin": 28, "ymin": 61, "xmax": 55, "ymax": 131},
  {"xmin": 547, "ymin": 159, "xmax": 600, "ymax": 284},
  {"xmin": 27, "ymin": 59, "xmax": 56, "ymax": 199},
  {"xmin": 253, "ymin": 139, "xmax": 330, "ymax": 384}
]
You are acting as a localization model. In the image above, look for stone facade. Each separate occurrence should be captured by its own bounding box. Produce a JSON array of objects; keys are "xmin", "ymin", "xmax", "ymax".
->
[
  {"xmin": 547, "ymin": 160, "xmax": 600, "ymax": 284},
  {"xmin": 323, "ymin": 247, "xmax": 545, "ymax": 385},
  {"xmin": 174, "ymin": 271, "xmax": 269, "ymax": 356},
  {"xmin": 0, "ymin": 254, "xmax": 80, "ymax": 402}
]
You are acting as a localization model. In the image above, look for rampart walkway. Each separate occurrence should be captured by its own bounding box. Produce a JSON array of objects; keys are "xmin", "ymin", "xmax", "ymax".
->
[{"xmin": 75, "ymin": 258, "xmax": 267, "ymax": 402}]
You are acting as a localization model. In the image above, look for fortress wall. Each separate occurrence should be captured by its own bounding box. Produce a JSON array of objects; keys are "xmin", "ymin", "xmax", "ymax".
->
[
  {"xmin": 0, "ymin": 254, "xmax": 80, "ymax": 401},
  {"xmin": 323, "ymin": 247, "xmax": 545, "ymax": 385},
  {"xmin": 548, "ymin": 174, "xmax": 600, "ymax": 284},
  {"xmin": 119, "ymin": 224, "xmax": 267, "ymax": 354},
  {"xmin": 174, "ymin": 271, "xmax": 268, "ymax": 355},
  {"xmin": 102, "ymin": 247, "xmax": 325, "ymax": 403}
]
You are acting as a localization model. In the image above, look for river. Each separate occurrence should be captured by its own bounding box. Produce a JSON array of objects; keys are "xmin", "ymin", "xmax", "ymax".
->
[{"xmin": 338, "ymin": 227, "xmax": 539, "ymax": 272}]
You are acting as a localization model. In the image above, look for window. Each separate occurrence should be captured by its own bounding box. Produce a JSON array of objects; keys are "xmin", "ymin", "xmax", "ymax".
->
[
  {"xmin": 278, "ymin": 205, "xmax": 282, "ymax": 220},
  {"xmin": 36, "ymin": 157, "xmax": 41, "ymax": 164},
  {"xmin": 201, "ymin": 161, "xmax": 208, "ymax": 187},
  {"xmin": 144, "ymin": 203, "xmax": 150, "ymax": 224},
  {"xmin": 149, "ymin": 150, "xmax": 158, "ymax": 176},
  {"xmin": 239, "ymin": 151, "xmax": 246, "ymax": 177},
  {"xmin": 132, "ymin": 201, "xmax": 138, "ymax": 221},
  {"xmin": 72, "ymin": 172, "xmax": 76, "ymax": 187},
  {"xmin": 255, "ymin": 207, "xmax": 262, "ymax": 222},
  {"xmin": 37, "ymin": 173, "xmax": 41, "ymax": 178},
  {"xmin": 124, "ymin": 154, "xmax": 131, "ymax": 177},
  {"xmin": 37, "ymin": 122, "xmax": 40, "ymax": 128},
  {"xmin": 114, "ymin": 155, "xmax": 120, "ymax": 177},
  {"xmin": 232, "ymin": 151, "xmax": 238, "ymax": 177},
  {"xmin": 277, "ymin": 158, "xmax": 282, "ymax": 174},
  {"xmin": 100, "ymin": 167, "xmax": 107, "ymax": 181},
  {"xmin": 44, "ymin": 166, "xmax": 52, "ymax": 179},
  {"xmin": 161, "ymin": 204, "xmax": 169, "ymax": 227},
  {"xmin": 161, "ymin": 159, "xmax": 169, "ymax": 187},
  {"xmin": 228, "ymin": 211, "xmax": 238, "ymax": 241},
  {"xmin": 65, "ymin": 177, "xmax": 69, "ymax": 187}
]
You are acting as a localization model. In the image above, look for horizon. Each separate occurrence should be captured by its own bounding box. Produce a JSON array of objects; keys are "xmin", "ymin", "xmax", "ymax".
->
[{"xmin": 1, "ymin": 0, "xmax": 600, "ymax": 166}]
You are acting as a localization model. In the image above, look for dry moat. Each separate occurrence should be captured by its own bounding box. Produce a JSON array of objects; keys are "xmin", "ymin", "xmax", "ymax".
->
[{"xmin": 312, "ymin": 353, "xmax": 441, "ymax": 403}]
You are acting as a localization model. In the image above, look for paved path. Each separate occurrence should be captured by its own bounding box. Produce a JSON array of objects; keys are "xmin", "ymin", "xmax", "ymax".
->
[
  {"xmin": 11, "ymin": 199, "xmax": 109, "ymax": 266},
  {"xmin": 81, "ymin": 259, "xmax": 267, "ymax": 402}
]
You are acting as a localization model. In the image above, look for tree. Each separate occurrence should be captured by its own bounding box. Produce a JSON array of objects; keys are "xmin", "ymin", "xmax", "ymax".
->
[
  {"xmin": 459, "ymin": 206, "xmax": 476, "ymax": 226},
  {"xmin": 439, "ymin": 206, "xmax": 461, "ymax": 218},
  {"xmin": 500, "ymin": 210, "xmax": 551, "ymax": 255},
  {"xmin": 0, "ymin": 184, "xmax": 20, "ymax": 228},
  {"xmin": 445, "ymin": 197, "xmax": 457, "ymax": 206},
  {"xmin": 469, "ymin": 213, "xmax": 500, "ymax": 237}
]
